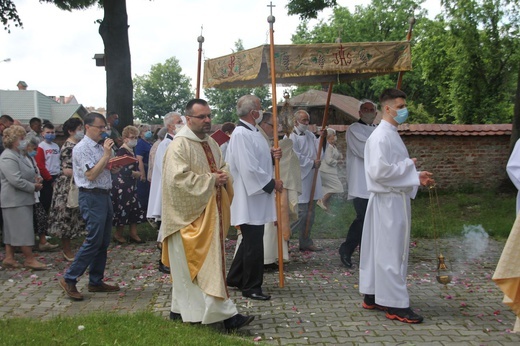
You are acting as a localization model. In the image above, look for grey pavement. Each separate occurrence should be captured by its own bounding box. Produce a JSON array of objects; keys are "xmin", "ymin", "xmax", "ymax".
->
[{"xmin": 1, "ymin": 237, "xmax": 519, "ymax": 345}]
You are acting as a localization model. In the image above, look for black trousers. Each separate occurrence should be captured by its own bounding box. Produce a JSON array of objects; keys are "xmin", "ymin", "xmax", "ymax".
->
[
  {"xmin": 340, "ymin": 198, "xmax": 368, "ymax": 258},
  {"xmin": 40, "ymin": 175, "xmax": 58, "ymax": 213},
  {"xmin": 226, "ymin": 224, "xmax": 265, "ymax": 295}
]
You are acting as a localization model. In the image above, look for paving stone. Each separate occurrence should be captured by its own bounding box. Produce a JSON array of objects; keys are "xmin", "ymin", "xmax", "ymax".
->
[{"xmin": 1, "ymin": 238, "xmax": 520, "ymax": 345}]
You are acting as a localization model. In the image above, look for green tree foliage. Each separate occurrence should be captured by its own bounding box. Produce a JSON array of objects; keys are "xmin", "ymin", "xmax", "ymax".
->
[
  {"xmin": 290, "ymin": 0, "xmax": 520, "ymax": 124},
  {"xmin": 1, "ymin": 0, "xmax": 22, "ymax": 33},
  {"xmin": 286, "ymin": 0, "xmax": 337, "ymax": 20},
  {"xmin": 203, "ymin": 39, "xmax": 271, "ymax": 124},
  {"xmin": 133, "ymin": 57, "xmax": 193, "ymax": 123}
]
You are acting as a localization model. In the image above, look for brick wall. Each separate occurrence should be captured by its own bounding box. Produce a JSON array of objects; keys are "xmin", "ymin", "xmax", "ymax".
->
[{"xmin": 333, "ymin": 131, "xmax": 511, "ymax": 192}]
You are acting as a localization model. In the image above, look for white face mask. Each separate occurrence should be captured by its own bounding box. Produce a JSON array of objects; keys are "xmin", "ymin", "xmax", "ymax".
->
[
  {"xmin": 297, "ymin": 123, "xmax": 308, "ymax": 133},
  {"xmin": 74, "ymin": 131, "xmax": 85, "ymax": 140},
  {"xmin": 360, "ymin": 112, "xmax": 377, "ymax": 124},
  {"xmin": 127, "ymin": 139, "xmax": 138, "ymax": 148},
  {"xmin": 254, "ymin": 110, "xmax": 263, "ymax": 125},
  {"xmin": 174, "ymin": 124, "xmax": 184, "ymax": 134}
]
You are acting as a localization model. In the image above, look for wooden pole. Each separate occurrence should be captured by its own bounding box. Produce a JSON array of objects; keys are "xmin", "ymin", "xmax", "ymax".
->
[
  {"xmin": 196, "ymin": 27, "xmax": 204, "ymax": 98},
  {"xmin": 303, "ymin": 81, "xmax": 333, "ymax": 240},
  {"xmin": 396, "ymin": 16, "xmax": 415, "ymax": 90},
  {"xmin": 267, "ymin": 2, "xmax": 284, "ymax": 288}
]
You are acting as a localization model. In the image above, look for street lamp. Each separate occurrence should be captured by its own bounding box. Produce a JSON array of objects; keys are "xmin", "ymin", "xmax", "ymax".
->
[{"xmin": 1, "ymin": 58, "xmax": 11, "ymax": 63}]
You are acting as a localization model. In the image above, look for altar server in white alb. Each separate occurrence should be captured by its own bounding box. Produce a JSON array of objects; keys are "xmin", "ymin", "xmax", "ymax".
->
[
  {"xmin": 226, "ymin": 95, "xmax": 283, "ymax": 301},
  {"xmin": 289, "ymin": 110, "xmax": 323, "ymax": 252},
  {"xmin": 147, "ymin": 112, "xmax": 184, "ymax": 274},
  {"xmin": 359, "ymin": 88, "xmax": 434, "ymax": 324}
]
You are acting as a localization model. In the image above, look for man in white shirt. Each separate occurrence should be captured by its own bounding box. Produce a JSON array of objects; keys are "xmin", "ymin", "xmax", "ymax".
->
[
  {"xmin": 359, "ymin": 88, "xmax": 434, "ymax": 324},
  {"xmin": 339, "ymin": 99, "xmax": 378, "ymax": 268}
]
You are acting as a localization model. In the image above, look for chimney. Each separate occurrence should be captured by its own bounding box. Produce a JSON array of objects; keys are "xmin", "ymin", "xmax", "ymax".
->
[
  {"xmin": 17, "ymin": 81, "xmax": 28, "ymax": 90},
  {"xmin": 59, "ymin": 96, "xmax": 65, "ymax": 104}
]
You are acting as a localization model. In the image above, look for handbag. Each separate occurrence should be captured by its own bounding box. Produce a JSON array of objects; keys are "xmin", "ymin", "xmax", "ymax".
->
[{"xmin": 66, "ymin": 176, "xmax": 79, "ymax": 208}]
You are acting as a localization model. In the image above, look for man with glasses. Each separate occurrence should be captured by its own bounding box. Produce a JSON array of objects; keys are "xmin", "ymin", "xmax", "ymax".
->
[
  {"xmin": 226, "ymin": 95, "xmax": 283, "ymax": 301},
  {"xmin": 161, "ymin": 99, "xmax": 254, "ymax": 331},
  {"xmin": 59, "ymin": 112, "xmax": 121, "ymax": 301}
]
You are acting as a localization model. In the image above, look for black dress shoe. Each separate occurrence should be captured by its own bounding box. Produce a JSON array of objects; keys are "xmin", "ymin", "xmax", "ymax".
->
[
  {"xmin": 170, "ymin": 311, "xmax": 182, "ymax": 321},
  {"xmin": 224, "ymin": 313, "xmax": 255, "ymax": 332},
  {"xmin": 243, "ymin": 292, "xmax": 271, "ymax": 300},
  {"xmin": 339, "ymin": 247, "xmax": 353, "ymax": 268},
  {"xmin": 158, "ymin": 261, "xmax": 170, "ymax": 274},
  {"xmin": 264, "ymin": 263, "xmax": 279, "ymax": 272}
]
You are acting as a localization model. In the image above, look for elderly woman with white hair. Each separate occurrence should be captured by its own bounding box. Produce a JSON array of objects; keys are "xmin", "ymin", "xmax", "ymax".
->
[
  {"xmin": 317, "ymin": 128, "xmax": 344, "ymax": 212},
  {"xmin": 0, "ymin": 125, "xmax": 46, "ymax": 270}
]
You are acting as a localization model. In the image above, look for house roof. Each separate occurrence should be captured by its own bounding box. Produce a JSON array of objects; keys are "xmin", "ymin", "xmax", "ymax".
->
[
  {"xmin": 0, "ymin": 90, "xmax": 87, "ymax": 125},
  {"xmin": 314, "ymin": 123, "xmax": 512, "ymax": 136}
]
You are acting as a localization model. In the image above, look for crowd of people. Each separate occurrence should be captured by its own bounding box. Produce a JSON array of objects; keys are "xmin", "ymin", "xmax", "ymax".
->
[{"xmin": 0, "ymin": 88, "xmax": 436, "ymax": 331}]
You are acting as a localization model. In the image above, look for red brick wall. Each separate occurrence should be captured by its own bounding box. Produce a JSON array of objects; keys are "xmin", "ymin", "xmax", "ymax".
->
[{"xmin": 334, "ymin": 132, "xmax": 511, "ymax": 191}]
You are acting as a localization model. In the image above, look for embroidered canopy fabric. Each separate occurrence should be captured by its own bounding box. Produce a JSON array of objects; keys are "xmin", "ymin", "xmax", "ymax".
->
[{"xmin": 203, "ymin": 42, "xmax": 411, "ymax": 89}]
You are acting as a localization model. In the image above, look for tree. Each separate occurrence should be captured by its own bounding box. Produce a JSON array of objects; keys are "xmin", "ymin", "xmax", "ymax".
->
[
  {"xmin": 40, "ymin": 0, "xmax": 134, "ymax": 130},
  {"xmin": 290, "ymin": 0, "xmax": 429, "ymax": 121},
  {"xmin": 1, "ymin": 0, "xmax": 22, "ymax": 33},
  {"xmin": 203, "ymin": 40, "xmax": 271, "ymax": 124},
  {"xmin": 286, "ymin": 0, "xmax": 337, "ymax": 20},
  {"xmin": 291, "ymin": 0, "xmax": 520, "ymax": 124},
  {"xmin": 133, "ymin": 57, "xmax": 193, "ymax": 123}
]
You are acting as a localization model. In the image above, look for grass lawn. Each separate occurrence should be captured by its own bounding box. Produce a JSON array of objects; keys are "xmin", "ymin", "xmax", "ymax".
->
[{"xmin": 0, "ymin": 312, "xmax": 253, "ymax": 345}]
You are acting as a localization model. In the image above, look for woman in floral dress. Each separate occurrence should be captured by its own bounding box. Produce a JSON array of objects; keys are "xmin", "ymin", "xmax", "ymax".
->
[
  {"xmin": 112, "ymin": 125, "xmax": 145, "ymax": 243},
  {"xmin": 47, "ymin": 118, "xmax": 86, "ymax": 261}
]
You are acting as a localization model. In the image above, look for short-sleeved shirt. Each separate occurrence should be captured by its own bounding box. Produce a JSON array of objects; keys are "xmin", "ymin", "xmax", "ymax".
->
[
  {"xmin": 72, "ymin": 135, "xmax": 112, "ymax": 189},
  {"xmin": 135, "ymin": 138, "xmax": 152, "ymax": 166}
]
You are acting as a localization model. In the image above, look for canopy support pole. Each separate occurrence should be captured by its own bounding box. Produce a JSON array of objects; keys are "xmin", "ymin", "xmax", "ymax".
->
[
  {"xmin": 303, "ymin": 81, "xmax": 333, "ymax": 240},
  {"xmin": 196, "ymin": 27, "xmax": 204, "ymax": 98}
]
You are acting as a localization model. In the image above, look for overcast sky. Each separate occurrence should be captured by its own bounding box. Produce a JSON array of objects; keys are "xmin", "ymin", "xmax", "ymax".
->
[{"xmin": 0, "ymin": 0, "xmax": 441, "ymax": 110}]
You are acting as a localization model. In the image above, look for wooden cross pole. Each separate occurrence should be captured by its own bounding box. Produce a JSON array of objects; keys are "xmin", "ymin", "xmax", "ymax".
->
[{"xmin": 267, "ymin": 1, "xmax": 285, "ymax": 288}]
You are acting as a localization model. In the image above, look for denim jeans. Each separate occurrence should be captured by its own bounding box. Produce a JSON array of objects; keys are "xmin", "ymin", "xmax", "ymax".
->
[{"xmin": 64, "ymin": 191, "xmax": 113, "ymax": 286}]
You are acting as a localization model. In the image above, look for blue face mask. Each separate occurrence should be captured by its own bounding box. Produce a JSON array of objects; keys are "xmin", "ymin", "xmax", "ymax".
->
[
  {"xmin": 28, "ymin": 150, "xmax": 37, "ymax": 158},
  {"xmin": 44, "ymin": 133, "xmax": 56, "ymax": 142},
  {"xmin": 113, "ymin": 119, "xmax": 120, "ymax": 126},
  {"xmin": 393, "ymin": 107, "xmax": 409, "ymax": 124},
  {"xmin": 100, "ymin": 132, "xmax": 110, "ymax": 140},
  {"xmin": 144, "ymin": 130, "xmax": 153, "ymax": 140}
]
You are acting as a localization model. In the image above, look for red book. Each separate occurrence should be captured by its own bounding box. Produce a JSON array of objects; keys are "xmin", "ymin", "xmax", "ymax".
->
[
  {"xmin": 211, "ymin": 129, "xmax": 230, "ymax": 146},
  {"xmin": 106, "ymin": 155, "xmax": 138, "ymax": 170}
]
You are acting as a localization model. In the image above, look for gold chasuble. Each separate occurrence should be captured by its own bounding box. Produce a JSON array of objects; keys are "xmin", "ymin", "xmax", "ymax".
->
[
  {"xmin": 493, "ymin": 214, "xmax": 520, "ymax": 332},
  {"xmin": 161, "ymin": 126, "xmax": 233, "ymax": 299}
]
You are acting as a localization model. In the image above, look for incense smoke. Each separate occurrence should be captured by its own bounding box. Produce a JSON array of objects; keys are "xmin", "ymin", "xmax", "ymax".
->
[{"xmin": 462, "ymin": 224, "xmax": 489, "ymax": 260}]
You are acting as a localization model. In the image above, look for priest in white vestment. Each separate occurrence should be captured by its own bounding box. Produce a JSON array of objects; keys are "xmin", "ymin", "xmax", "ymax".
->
[
  {"xmin": 289, "ymin": 110, "xmax": 323, "ymax": 252},
  {"xmin": 226, "ymin": 95, "xmax": 283, "ymax": 301},
  {"xmin": 146, "ymin": 112, "xmax": 183, "ymax": 274},
  {"xmin": 507, "ymin": 140, "xmax": 520, "ymax": 214},
  {"xmin": 338, "ymin": 99, "xmax": 377, "ymax": 268},
  {"xmin": 161, "ymin": 99, "xmax": 254, "ymax": 331},
  {"xmin": 359, "ymin": 88, "xmax": 433, "ymax": 324}
]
